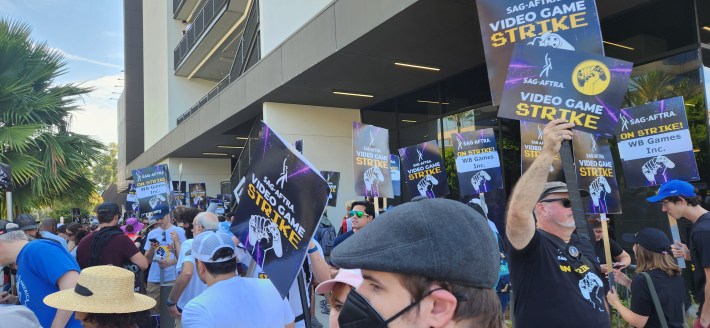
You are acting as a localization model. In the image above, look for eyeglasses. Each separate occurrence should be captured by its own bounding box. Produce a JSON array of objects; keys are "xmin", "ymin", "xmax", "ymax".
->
[
  {"xmin": 349, "ymin": 210, "xmax": 365, "ymax": 218},
  {"xmin": 539, "ymin": 198, "xmax": 572, "ymax": 208},
  {"xmin": 661, "ymin": 199, "xmax": 674, "ymax": 206}
]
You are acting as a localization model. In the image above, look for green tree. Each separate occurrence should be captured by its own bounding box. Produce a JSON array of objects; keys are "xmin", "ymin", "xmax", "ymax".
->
[
  {"xmin": 90, "ymin": 142, "xmax": 118, "ymax": 194},
  {"xmin": 0, "ymin": 19, "xmax": 104, "ymax": 214}
]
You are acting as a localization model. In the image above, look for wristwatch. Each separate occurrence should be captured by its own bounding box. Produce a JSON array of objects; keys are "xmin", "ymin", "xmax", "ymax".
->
[{"xmin": 166, "ymin": 298, "xmax": 176, "ymax": 307}]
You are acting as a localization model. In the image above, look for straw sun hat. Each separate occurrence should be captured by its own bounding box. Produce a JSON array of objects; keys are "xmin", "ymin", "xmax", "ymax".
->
[{"xmin": 43, "ymin": 266, "xmax": 156, "ymax": 313}]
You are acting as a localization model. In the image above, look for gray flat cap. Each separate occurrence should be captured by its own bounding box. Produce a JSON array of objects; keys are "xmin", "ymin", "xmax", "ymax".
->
[{"xmin": 331, "ymin": 197, "xmax": 499, "ymax": 288}]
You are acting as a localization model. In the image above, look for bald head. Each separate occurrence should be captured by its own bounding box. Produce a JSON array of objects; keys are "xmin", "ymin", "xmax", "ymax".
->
[
  {"xmin": 39, "ymin": 218, "xmax": 57, "ymax": 232},
  {"xmin": 194, "ymin": 212, "xmax": 219, "ymax": 233}
]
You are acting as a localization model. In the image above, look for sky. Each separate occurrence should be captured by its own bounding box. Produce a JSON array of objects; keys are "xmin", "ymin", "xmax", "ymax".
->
[{"xmin": 1, "ymin": 0, "xmax": 124, "ymax": 145}]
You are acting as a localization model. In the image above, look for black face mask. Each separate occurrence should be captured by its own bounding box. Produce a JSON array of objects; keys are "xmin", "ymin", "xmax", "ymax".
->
[{"xmin": 338, "ymin": 288, "xmax": 443, "ymax": 328}]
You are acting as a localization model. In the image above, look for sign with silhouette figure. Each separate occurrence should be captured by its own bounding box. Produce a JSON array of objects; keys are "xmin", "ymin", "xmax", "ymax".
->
[
  {"xmin": 132, "ymin": 165, "xmax": 171, "ymax": 215},
  {"xmin": 573, "ymin": 131, "xmax": 621, "ymax": 214},
  {"xmin": 352, "ymin": 122, "xmax": 393, "ymax": 198},
  {"xmin": 615, "ymin": 96, "xmax": 699, "ymax": 188},
  {"xmin": 230, "ymin": 121, "xmax": 329, "ymax": 298},
  {"xmin": 452, "ymin": 128, "xmax": 503, "ymax": 197},
  {"xmin": 398, "ymin": 140, "xmax": 449, "ymax": 199},
  {"xmin": 498, "ymin": 45, "xmax": 632, "ymax": 136}
]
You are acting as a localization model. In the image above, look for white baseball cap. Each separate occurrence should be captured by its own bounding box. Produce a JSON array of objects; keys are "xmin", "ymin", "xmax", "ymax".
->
[{"xmin": 191, "ymin": 231, "xmax": 237, "ymax": 263}]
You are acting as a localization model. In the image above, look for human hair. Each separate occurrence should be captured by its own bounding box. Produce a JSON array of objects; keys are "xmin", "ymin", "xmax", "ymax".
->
[
  {"xmin": 587, "ymin": 217, "xmax": 601, "ymax": 229},
  {"xmin": 345, "ymin": 200, "xmax": 356, "ymax": 212},
  {"xmin": 81, "ymin": 310, "xmax": 150, "ymax": 328},
  {"xmin": 176, "ymin": 207, "xmax": 202, "ymax": 225},
  {"xmin": 202, "ymin": 248, "xmax": 237, "ymax": 275},
  {"xmin": 97, "ymin": 211, "xmax": 116, "ymax": 224},
  {"xmin": 634, "ymin": 244, "xmax": 681, "ymax": 277},
  {"xmin": 194, "ymin": 212, "xmax": 219, "ymax": 231},
  {"xmin": 172, "ymin": 205, "xmax": 187, "ymax": 221},
  {"xmin": 217, "ymin": 215, "xmax": 227, "ymax": 222},
  {"xmin": 0, "ymin": 231, "xmax": 29, "ymax": 242},
  {"xmin": 397, "ymin": 274, "xmax": 502, "ymax": 328},
  {"xmin": 329, "ymin": 282, "xmax": 350, "ymax": 308},
  {"xmin": 351, "ymin": 201, "xmax": 375, "ymax": 218},
  {"xmin": 665, "ymin": 195, "xmax": 702, "ymax": 207},
  {"xmin": 57, "ymin": 225, "xmax": 67, "ymax": 234}
]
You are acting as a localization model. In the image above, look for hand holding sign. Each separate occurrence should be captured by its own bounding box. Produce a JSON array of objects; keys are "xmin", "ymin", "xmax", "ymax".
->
[{"xmin": 542, "ymin": 119, "xmax": 575, "ymax": 153}]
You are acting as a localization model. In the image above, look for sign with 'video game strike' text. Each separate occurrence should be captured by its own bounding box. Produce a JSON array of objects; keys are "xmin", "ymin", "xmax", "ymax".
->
[
  {"xmin": 475, "ymin": 0, "xmax": 604, "ymax": 105},
  {"xmin": 352, "ymin": 122, "xmax": 393, "ymax": 198},
  {"xmin": 615, "ymin": 97, "xmax": 699, "ymax": 188},
  {"xmin": 573, "ymin": 131, "xmax": 621, "ymax": 214},
  {"xmin": 520, "ymin": 121, "xmax": 564, "ymax": 181},
  {"xmin": 231, "ymin": 121, "xmax": 329, "ymax": 298},
  {"xmin": 398, "ymin": 141, "xmax": 448, "ymax": 198},
  {"xmin": 498, "ymin": 45, "xmax": 632, "ymax": 136}
]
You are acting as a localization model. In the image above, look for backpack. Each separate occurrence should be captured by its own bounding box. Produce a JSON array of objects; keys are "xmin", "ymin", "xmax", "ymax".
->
[
  {"xmin": 495, "ymin": 231, "xmax": 511, "ymax": 293},
  {"xmin": 319, "ymin": 224, "xmax": 337, "ymax": 256}
]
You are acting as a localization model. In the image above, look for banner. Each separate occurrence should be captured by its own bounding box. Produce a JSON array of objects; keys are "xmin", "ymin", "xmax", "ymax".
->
[
  {"xmin": 498, "ymin": 45, "xmax": 632, "ymax": 136},
  {"xmin": 398, "ymin": 141, "xmax": 449, "ymax": 198},
  {"xmin": 131, "ymin": 165, "xmax": 171, "ymax": 215},
  {"xmin": 452, "ymin": 129, "xmax": 503, "ymax": 197},
  {"xmin": 171, "ymin": 181, "xmax": 187, "ymax": 206},
  {"xmin": 217, "ymin": 194, "xmax": 233, "ymax": 213},
  {"xmin": 389, "ymin": 155, "xmax": 401, "ymax": 197},
  {"xmin": 0, "ymin": 163, "xmax": 11, "ymax": 191},
  {"xmin": 125, "ymin": 183, "xmax": 139, "ymax": 214},
  {"xmin": 573, "ymin": 132, "xmax": 622, "ymax": 214},
  {"xmin": 352, "ymin": 122, "xmax": 393, "ymax": 198},
  {"xmin": 520, "ymin": 121, "xmax": 564, "ymax": 181},
  {"xmin": 476, "ymin": 0, "xmax": 604, "ymax": 105},
  {"xmin": 231, "ymin": 121, "xmax": 329, "ymax": 298},
  {"xmin": 615, "ymin": 97, "xmax": 700, "ymax": 187},
  {"xmin": 321, "ymin": 171, "xmax": 340, "ymax": 207},
  {"xmin": 189, "ymin": 183, "xmax": 207, "ymax": 210}
]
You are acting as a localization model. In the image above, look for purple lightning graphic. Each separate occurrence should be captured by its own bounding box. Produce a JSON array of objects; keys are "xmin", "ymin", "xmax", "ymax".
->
[
  {"xmin": 288, "ymin": 165, "xmax": 311, "ymax": 179},
  {"xmin": 262, "ymin": 126, "xmax": 270, "ymax": 161}
]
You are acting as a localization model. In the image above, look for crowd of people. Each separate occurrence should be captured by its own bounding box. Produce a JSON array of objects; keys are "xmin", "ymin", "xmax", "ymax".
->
[{"xmin": 0, "ymin": 119, "xmax": 706, "ymax": 328}]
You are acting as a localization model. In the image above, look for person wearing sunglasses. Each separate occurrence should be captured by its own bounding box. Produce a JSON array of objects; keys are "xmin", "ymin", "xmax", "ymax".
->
[
  {"xmin": 331, "ymin": 201, "xmax": 375, "ymax": 251},
  {"xmin": 506, "ymin": 119, "xmax": 610, "ymax": 328},
  {"xmin": 331, "ymin": 196, "xmax": 502, "ymax": 327}
]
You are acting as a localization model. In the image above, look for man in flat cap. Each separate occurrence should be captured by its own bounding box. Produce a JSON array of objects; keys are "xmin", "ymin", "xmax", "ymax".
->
[
  {"xmin": 331, "ymin": 196, "xmax": 502, "ymax": 328},
  {"xmin": 506, "ymin": 119, "xmax": 609, "ymax": 327}
]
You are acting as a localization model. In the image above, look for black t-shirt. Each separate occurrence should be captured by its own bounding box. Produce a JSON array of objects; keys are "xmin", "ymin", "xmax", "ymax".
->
[
  {"xmin": 595, "ymin": 238, "xmax": 624, "ymax": 265},
  {"xmin": 690, "ymin": 211, "xmax": 710, "ymax": 315},
  {"xmin": 508, "ymin": 230, "xmax": 610, "ymax": 328},
  {"xmin": 630, "ymin": 269, "xmax": 686, "ymax": 328}
]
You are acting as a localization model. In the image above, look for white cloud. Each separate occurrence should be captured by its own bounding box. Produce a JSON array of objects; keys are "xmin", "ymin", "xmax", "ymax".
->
[
  {"xmin": 68, "ymin": 74, "xmax": 123, "ymax": 145},
  {"xmin": 52, "ymin": 47, "xmax": 123, "ymax": 70}
]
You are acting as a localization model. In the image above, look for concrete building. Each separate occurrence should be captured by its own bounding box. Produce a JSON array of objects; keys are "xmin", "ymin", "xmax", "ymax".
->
[{"xmin": 119, "ymin": 0, "xmax": 710, "ymax": 234}]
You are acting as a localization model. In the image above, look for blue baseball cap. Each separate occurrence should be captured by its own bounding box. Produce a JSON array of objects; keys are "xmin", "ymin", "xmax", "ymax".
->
[
  {"xmin": 150, "ymin": 204, "xmax": 171, "ymax": 221},
  {"xmin": 647, "ymin": 180, "xmax": 696, "ymax": 203}
]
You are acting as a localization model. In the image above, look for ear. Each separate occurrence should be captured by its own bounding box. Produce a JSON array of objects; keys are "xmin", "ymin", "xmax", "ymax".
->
[{"xmin": 421, "ymin": 288, "xmax": 457, "ymax": 327}]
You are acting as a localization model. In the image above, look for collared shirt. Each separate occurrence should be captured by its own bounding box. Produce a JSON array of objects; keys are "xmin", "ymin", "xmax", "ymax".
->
[{"xmin": 39, "ymin": 230, "xmax": 68, "ymax": 250}]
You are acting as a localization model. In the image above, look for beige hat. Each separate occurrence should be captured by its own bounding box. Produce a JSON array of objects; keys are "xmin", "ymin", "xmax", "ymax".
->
[{"xmin": 43, "ymin": 266, "xmax": 156, "ymax": 313}]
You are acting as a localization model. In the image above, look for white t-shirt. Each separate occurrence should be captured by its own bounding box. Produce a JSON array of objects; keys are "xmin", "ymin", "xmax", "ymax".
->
[
  {"xmin": 182, "ymin": 276, "xmax": 294, "ymax": 328},
  {"xmin": 176, "ymin": 239, "xmax": 207, "ymax": 309},
  {"xmin": 144, "ymin": 226, "xmax": 186, "ymax": 283}
]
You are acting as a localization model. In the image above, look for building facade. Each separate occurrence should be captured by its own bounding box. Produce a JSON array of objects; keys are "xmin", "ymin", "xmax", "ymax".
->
[{"xmin": 119, "ymin": 0, "xmax": 710, "ymax": 239}]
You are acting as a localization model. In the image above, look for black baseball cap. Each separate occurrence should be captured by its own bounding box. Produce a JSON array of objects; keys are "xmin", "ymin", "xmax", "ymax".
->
[
  {"xmin": 623, "ymin": 228, "xmax": 671, "ymax": 254},
  {"xmin": 0, "ymin": 220, "xmax": 19, "ymax": 235},
  {"xmin": 96, "ymin": 202, "xmax": 121, "ymax": 216},
  {"xmin": 16, "ymin": 214, "xmax": 38, "ymax": 231}
]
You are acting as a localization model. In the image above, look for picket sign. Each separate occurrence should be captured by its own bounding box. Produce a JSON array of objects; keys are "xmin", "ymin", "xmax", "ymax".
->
[{"xmin": 559, "ymin": 141, "xmax": 590, "ymax": 241}]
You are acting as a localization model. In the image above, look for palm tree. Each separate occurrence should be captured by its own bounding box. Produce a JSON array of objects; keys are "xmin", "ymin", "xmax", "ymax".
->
[{"xmin": 0, "ymin": 19, "xmax": 104, "ymax": 214}]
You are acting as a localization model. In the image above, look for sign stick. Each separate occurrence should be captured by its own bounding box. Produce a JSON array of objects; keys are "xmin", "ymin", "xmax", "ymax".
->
[
  {"xmin": 600, "ymin": 214, "xmax": 614, "ymax": 286},
  {"xmin": 374, "ymin": 197, "xmax": 380, "ymax": 217},
  {"xmin": 5, "ymin": 191, "xmax": 12, "ymax": 222},
  {"xmin": 667, "ymin": 214, "xmax": 686, "ymax": 268},
  {"xmin": 383, "ymin": 198, "xmax": 388, "ymax": 210},
  {"xmin": 559, "ymin": 141, "xmax": 591, "ymax": 241}
]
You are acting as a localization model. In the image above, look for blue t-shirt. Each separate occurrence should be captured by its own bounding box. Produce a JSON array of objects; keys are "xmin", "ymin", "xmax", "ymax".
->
[
  {"xmin": 16, "ymin": 239, "xmax": 81, "ymax": 328},
  {"xmin": 40, "ymin": 230, "xmax": 69, "ymax": 250}
]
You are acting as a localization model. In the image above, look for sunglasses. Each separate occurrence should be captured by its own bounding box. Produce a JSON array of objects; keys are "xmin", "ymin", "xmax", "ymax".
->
[
  {"xmin": 349, "ymin": 210, "xmax": 366, "ymax": 218},
  {"xmin": 539, "ymin": 198, "xmax": 572, "ymax": 208}
]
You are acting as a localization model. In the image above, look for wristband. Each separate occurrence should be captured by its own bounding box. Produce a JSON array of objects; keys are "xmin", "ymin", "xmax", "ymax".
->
[
  {"xmin": 166, "ymin": 298, "xmax": 176, "ymax": 307},
  {"xmin": 308, "ymin": 246, "xmax": 318, "ymax": 254}
]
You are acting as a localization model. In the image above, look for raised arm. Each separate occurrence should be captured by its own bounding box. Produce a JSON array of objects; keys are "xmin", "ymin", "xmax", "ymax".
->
[{"xmin": 506, "ymin": 119, "xmax": 574, "ymax": 250}]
